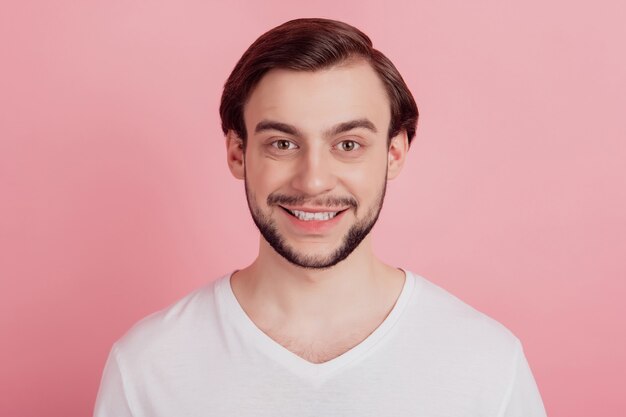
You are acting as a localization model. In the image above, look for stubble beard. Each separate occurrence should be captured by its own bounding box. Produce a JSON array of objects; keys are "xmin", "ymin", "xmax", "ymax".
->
[{"xmin": 244, "ymin": 173, "xmax": 388, "ymax": 270}]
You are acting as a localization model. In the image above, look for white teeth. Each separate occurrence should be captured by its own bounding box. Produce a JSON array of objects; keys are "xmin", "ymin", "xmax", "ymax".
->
[{"xmin": 291, "ymin": 210, "xmax": 339, "ymax": 221}]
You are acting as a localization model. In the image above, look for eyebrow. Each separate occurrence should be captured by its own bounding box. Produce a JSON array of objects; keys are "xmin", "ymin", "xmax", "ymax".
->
[
  {"xmin": 254, "ymin": 120, "xmax": 300, "ymax": 136},
  {"xmin": 254, "ymin": 118, "xmax": 378, "ymax": 138}
]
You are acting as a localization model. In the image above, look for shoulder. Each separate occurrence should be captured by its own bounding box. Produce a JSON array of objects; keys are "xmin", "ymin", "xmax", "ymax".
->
[
  {"xmin": 406, "ymin": 271, "xmax": 521, "ymax": 361},
  {"xmin": 111, "ymin": 275, "xmax": 229, "ymax": 360}
]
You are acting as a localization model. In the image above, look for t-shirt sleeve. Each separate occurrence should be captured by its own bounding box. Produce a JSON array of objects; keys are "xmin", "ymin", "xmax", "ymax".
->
[
  {"xmin": 496, "ymin": 341, "xmax": 547, "ymax": 417},
  {"xmin": 93, "ymin": 344, "xmax": 134, "ymax": 417}
]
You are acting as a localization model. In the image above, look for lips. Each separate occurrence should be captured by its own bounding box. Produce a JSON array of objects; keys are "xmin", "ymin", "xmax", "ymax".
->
[
  {"xmin": 280, "ymin": 206, "xmax": 349, "ymax": 221},
  {"xmin": 279, "ymin": 205, "xmax": 349, "ymax": 232},
  {"xmin": 282, "ymin": 207, "xmax": 339, "ymax": 221}
]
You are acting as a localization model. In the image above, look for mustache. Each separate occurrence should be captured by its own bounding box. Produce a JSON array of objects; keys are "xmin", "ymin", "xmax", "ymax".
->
[{"xmin": 267, "ymin": 193, "xmax": 357, "ymax": 209}]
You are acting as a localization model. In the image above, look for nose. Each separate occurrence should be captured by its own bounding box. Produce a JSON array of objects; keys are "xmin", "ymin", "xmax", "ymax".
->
[{"xmin": 290, "ymin": 145, "xmax": 338, "ymax": 196}]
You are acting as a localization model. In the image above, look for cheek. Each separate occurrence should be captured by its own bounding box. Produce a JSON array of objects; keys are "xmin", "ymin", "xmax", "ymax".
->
[
  {"xmin": 340, "ymin": 161, "xmax": 387, "ymax": 200},
  {"xmin": 245, "ymin": 158, "xmax": 293, "ymax": 195}
]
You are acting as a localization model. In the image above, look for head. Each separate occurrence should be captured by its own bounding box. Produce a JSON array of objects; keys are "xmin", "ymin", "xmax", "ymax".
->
[
  {"xmin": 220, "ymin": 18, "xmax": 418, "ymax": 269},
  {"xmin": 220, "ymin": 18, "xmax": 418, "ymax": 148}
]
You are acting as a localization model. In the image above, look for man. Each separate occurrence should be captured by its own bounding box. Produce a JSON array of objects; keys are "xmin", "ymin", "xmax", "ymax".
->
[{"xmin": 94, "ymin": 18, "xmax": 546, "ymax": 416}]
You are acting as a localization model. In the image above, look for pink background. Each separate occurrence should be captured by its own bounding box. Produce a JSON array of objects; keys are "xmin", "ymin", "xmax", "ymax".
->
[{"xmin": 1, "ymin": 1, "xmax": 625, "ymax": 416}]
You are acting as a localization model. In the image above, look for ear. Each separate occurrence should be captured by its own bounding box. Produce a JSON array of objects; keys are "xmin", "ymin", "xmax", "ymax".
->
[
  {"xmin": 226, "ymin": 130, "xmax": 245, "ymax": 180},
  {"xmin": 387, "ymin": 129, "xmax": 409, "ymax": 180}
]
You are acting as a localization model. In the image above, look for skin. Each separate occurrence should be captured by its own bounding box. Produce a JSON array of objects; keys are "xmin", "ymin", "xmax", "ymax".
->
[{"xmin": 225, "ymin": 59, "xmax": 410, "ymax": 363}]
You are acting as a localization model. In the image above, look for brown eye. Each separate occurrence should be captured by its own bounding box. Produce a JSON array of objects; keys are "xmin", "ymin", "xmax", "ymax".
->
[
  {"xmin": 272, "ymin": 139, "xmax": 297, "ymax": 150},
  {"xmin": 338, "ymin": 140, "xmax": 360, "ymax": 151}
]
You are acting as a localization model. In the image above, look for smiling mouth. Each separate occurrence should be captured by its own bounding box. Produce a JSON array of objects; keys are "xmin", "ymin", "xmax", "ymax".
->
[{"xmin": 280, "ymin": 206, "xmax": 348, "ymax": 221}]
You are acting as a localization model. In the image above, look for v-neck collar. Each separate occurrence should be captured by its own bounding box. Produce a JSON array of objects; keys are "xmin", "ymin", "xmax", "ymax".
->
[{"xmin": 215, "ymin": 269, "xmax": 417, "ymax": 386}]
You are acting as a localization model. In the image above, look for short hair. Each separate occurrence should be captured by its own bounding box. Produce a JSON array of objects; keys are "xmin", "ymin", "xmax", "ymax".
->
[{"xmin": 219, "ymin": 18, "xmax": 418, "ymax": 146}]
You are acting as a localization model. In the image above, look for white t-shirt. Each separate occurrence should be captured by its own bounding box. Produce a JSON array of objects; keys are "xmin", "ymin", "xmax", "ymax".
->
[{"xmin": 94, "ymin": 270, "xmax": 547, "ymax": 417}]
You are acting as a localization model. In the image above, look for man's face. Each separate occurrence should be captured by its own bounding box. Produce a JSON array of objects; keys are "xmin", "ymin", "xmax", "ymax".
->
[{"xmin": 237, "ymin": 60, "xmax": 398, "ymax": 269}]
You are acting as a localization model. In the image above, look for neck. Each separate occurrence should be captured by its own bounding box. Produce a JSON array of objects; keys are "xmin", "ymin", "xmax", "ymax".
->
[{"xmin": 231, "ymin": 235, "xmax": 403, "ymax": 327}]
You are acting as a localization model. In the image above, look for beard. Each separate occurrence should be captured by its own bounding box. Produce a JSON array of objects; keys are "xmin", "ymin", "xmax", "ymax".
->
[{"xmin": 244, "ymin": 173, "xmax": 388, "ymax": 270}]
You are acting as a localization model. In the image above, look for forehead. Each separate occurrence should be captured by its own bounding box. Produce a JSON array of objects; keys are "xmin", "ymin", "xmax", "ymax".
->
[{"xmin": 243, "ymin": 60, "xmax": 390, "ymax": 137}]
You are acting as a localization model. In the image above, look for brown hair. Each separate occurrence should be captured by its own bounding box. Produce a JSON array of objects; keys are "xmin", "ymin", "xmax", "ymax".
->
[{"xmin": 219, "ymin": 18, "xmax": 418, "ymax": 146}]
